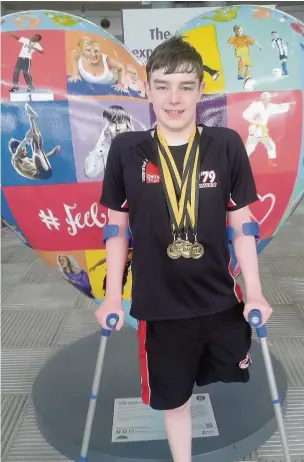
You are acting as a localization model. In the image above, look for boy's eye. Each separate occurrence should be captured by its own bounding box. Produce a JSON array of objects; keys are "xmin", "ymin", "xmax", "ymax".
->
[{"xmin": 157, "ymin": 86, "xmax": 167, "ymax": 90}]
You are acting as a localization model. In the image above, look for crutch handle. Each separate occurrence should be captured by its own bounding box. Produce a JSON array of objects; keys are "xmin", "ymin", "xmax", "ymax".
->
[
  {"xmin": 248, "ymin": 309, "xmax": 267, "ymax": 338},
  {"xmin": 101, "ymin": 314, "xmax": 119, "ymax": 337}
]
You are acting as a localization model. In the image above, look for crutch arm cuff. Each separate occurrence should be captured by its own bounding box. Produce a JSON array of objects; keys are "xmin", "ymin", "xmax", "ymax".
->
[
  {"xmin": 102, "ymin": 224, "xmax": 131, "ymax": 244},
  {"xmin": 226, "ymin": 222, "xmax": 260, "ymax": 243}
]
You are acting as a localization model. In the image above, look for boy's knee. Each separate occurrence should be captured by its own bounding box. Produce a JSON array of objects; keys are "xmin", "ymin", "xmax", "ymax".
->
[{"xmin": 164, "ymin": 399, "xmax": 191, "ymax": 417}]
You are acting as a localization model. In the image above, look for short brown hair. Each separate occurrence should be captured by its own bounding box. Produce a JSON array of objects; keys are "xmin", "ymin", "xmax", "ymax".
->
[{"xmin": 146, "ymin": 35, "xmax": 204, "ymax": 84}]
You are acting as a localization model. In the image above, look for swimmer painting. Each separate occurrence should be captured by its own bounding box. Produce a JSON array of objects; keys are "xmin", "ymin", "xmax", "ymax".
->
[{"xmin": 68, "ymin": 36, "xmax": 127, "ymax": 93}]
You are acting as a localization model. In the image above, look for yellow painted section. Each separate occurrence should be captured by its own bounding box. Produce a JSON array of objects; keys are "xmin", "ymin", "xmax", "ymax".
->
[
  {"xmin": 85, "ymin": 249, "xmax": 132, "ymax": 300},
  {"xmin": 182, "ymin": 24, "xmax": 224, "ymax": 94}
]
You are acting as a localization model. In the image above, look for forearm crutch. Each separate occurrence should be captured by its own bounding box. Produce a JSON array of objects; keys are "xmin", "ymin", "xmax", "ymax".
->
[
  {"xmin": 248, "ymin": 309, "xmax": 291, "ymax": 462},
  {"xmin": 78, "ymin": 314, "xmax": 119, "ymax": 462}
]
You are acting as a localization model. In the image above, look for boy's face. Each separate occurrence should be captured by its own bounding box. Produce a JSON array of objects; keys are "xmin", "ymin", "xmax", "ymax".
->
[
  {"xmin": 108, "ymin": 121, "xmax": 129, "ymax": 138},
  {"xmin": 147, "ymin": 67, "xmax": 203, "ymax": 133}
]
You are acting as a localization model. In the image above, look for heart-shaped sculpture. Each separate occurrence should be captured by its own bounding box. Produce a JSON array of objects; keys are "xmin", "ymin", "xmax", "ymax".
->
[{"xmin": 1, "ymin": 6, "xmax": 304, "ymax": 328}]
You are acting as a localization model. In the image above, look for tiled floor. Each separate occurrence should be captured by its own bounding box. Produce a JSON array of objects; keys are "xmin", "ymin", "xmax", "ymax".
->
[{"xmin": 1, "ymin": 201, "xmax": 304, "ymax": 462}]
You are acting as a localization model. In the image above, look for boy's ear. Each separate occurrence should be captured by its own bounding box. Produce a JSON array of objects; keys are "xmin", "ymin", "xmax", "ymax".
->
[
  {"xmin": 198, "ymin": 80, "xmax": 205, "ymax": 102},
  {"xmin": 146, "ymin": 80, "xmax": 152, "ymax": 103}
]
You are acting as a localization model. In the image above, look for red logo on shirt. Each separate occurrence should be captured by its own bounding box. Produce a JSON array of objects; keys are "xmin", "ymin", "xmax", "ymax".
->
[{"xmin": 145, "ymin": 162, "xmax": 161, "ymax": 184}]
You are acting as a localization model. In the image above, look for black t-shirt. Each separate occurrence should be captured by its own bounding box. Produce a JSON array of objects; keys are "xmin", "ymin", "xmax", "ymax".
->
[{"xmin": 100, "ymin": 124, "xmax": 258, "ymax": 321}]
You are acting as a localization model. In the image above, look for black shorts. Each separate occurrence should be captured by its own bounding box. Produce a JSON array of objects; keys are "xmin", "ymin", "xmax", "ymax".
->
[{"xmin": 137, "ymin": 302, "xmax": 252, "ymax": 411}]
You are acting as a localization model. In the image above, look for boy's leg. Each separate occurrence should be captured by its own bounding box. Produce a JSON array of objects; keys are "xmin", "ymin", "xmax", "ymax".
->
[
  {"xmin": 25, "ymin": 104, "xmax": 41, "ymax": 143},
  {"xmin": 12, "ymin": 58, "xmax": 22, "ymax": 90},
  {"xmin": 164, "ymin": 399, "xmax": 192, "ymax": 462},
  {"xmin": 245, "ymin": 126, "xmax": 259, "ymax": 157},
  {"xmin": 22, "ymin": 58, "xmax": 35, "ymax": 91},
  {"xmin": 137, "ymin": 318, "xmax": 204, "ymax": 462},
  {"xmin": 237, "ymin": 57, "xmax": 244, "ymax": 79},
  {"xmin": 203, "ymin": 64, "xmax": 220, "ymax": 81},
  {"xmin": 25, "ymin": 104, "xmax": 51, "ymax": 175}
]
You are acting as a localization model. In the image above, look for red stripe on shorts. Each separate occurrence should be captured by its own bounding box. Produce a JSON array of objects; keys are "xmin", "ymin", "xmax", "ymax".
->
[{"xmin": 137, "ymin": 321, "xmax": 150, "ymax": 405}]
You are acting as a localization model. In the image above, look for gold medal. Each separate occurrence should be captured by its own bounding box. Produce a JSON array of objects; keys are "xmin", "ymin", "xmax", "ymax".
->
[
  {"xmin": 191, "ymin": 242, "xmax": 205, "ymax": 259},
  {"xmin": 172, "ymin": 237, "xmax": 185, "ymax": 254},
  {"xmin": 167, "ymin": 243, "xmax": 181, "ymax": 259},
  {"xmin": 155, "ymin": 127, "xmax": 202, "ymax": 260},
  {"xmin": 181, "ymin": 240, "xmax": 193, "ymax": 258}
]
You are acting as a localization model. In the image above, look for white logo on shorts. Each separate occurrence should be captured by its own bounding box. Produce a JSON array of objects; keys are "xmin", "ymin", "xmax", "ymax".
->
[{"xmin": 239, "ymin": 353, "xmax": 252, "ymax": 369}]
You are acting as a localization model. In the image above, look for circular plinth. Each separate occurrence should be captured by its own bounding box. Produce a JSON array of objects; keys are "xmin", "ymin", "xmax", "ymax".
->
[{"xmin": 33, "ymin": 328, "xmax": 288, "ymax": 462}]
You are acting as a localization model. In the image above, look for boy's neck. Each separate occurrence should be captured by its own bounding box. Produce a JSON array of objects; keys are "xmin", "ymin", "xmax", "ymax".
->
[{"xmin": 156, "ymin": 120, "xmax": 197, "ymax": 146}]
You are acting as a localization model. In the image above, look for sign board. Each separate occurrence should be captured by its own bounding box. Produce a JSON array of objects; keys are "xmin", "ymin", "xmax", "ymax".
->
[
  {"xmin": 122, "ymin": 7, "xmax": 218, "ymax": 63},
  {"xmin": 122, "ymin": 6, "xmax": 277, "ymax": 64},
  {"xmin": 112, "ymin": 393, "xmax": 219, "ymax": 443}
]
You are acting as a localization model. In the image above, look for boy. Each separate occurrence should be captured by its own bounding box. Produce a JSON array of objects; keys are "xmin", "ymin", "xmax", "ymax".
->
[
  {"xmin": 9, "ymin": 33, "xmax": 43, "ymax": 92},
  {"xmin": 9, "ymin": 103, "xmax": 60, "ymax": 180},
  {"xmin": 227, "ymin": 25, "xmax": 262, "ymax": 81},
  {"xmin": 271, "ymin": 31, "xmax": 289, "ymax": 76},
  {"xmin": 84, "ymin": 105, "xmax": 134, "ymax": 179},
  {"xmin": 95, "ymin": 36, "xmax": 272, "ymax": 462}
]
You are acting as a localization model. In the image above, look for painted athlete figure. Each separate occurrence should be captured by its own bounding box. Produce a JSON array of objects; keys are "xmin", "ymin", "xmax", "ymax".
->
[
  {"xmin": 9, "ymin": 33, "xmax": 43, "ymax": 92},
  {"xmin": 9, "ymin": 103, "xmax": 60, "ymax": 180},
  {"xmin": 227, "ymin": 25, "xmax": 262, "ymax": 82},
  {"xmin": 96, "ymin": 36, "xmax": 272, "ymax": 462},
  {"xmin": 84, "ymin": 105, "xmax": 134, "ymax": 179},
  {"xmin": 271, "ymin": 31, "xmax": 289, "ymax": 76},
  {"xmin": 243, "ymin": 92, "xmax": 293, "ymax": 166}
]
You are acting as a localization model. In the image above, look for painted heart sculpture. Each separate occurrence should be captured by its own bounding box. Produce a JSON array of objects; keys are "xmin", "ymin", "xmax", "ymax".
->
[{"xmin": 1, "ymin": 6, "xmax": 304, "ymax": 328}]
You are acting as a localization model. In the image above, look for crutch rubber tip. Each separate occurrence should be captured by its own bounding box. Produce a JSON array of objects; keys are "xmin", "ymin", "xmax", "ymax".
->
[{"xmin": 78, "ymin": 457, "xmax": 87, "ymax": 461}]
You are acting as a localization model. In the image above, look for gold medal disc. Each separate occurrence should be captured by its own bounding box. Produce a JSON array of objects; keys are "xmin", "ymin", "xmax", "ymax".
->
[
  {"xmin": 172, "ymin": 238, "xmax": 185, "ymax": 254},
  {"xmin": 181, "ymin": 241, "xmax": 193, "ymax": 258},
  {"xmin": 191, "ymin": 242, "xmax": 204, "ymax": 259},
  {"xmin": 167, "ymin": 244, "xmax": 181, "ymax": 259}
]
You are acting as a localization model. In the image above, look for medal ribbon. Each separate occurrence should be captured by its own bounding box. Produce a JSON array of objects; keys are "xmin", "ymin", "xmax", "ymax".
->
[{"xmin": 155, "ymin": 127, "xmax": 200, "ymax": 235}]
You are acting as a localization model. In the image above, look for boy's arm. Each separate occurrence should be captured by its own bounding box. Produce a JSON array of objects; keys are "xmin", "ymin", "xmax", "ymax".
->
[
  {"xmin": 227, "ymin": 206, "xmax": 272, "ymax": 325},
  {"xmin": 11, "ymin": 131, "xmax": 31, "ymax": 161},
  {"xmin": 89, "ymin": 257, "xmax": 106, "ymax": 271},
  {"xmin": 104, "ymin": 210, "xmax": 129, "ymax": 301},
  {"xmin": 46, "ymin": 145, "xmax": 60, "ymax": 157},
  {"xmin": 9, "ymin": 34, "xmax": 20, "ymax": 40},
  {"xmin": 95, "ymin": 134, "xmax": 130, "ymax": 330},
  {"xmin": 227, "ymin": 131, "xmax": 272, "ymax": 325}
]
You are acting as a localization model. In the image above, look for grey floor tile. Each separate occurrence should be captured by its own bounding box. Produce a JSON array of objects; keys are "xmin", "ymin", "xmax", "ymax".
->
[
  {"xmin": 1, "ymin": 395, "xmax": 30, "ymax": 460},
  {"xmin": 2, "ymin": 284, "xmax": 78, "ymax": 311},
  {"xmin": 2, "ymin": 310, "xmax": 68, "ymax": 348}
]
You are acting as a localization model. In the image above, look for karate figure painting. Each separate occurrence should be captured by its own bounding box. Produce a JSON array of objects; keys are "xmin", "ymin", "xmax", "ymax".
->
[{"xmin": 1, "ymin": 6, "xmax": 304, "ymax": 328}]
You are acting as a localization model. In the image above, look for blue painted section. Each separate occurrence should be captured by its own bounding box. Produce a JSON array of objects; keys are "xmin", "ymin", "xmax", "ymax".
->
[
  {"xmin": 178, "ymin": 5, "xmax": 304, "ymax": 93},
  {"xmin": 1, "ymin": 191, "xmax": 31, "ymax": 246},
  {"xmin": 1, "ymin": 101, "xmax": 77, "ymax": 187},
  {"xmin": 1, "ymin": 10, "xmax": 122, "ymax": 47}
]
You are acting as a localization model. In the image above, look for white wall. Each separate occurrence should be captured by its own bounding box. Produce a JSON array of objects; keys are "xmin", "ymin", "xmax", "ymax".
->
[{"xmin": 277, "ymin": 4, "xmax": 304, "ymax": 23}]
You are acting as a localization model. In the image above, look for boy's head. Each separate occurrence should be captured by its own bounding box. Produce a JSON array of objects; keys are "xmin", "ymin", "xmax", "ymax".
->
[
  {"xmin": 146, "ymin": 36, "xmax": 204, "ymax": 134},
  {"xmin": 233, "ymin": 25, "xmax": 243, "ymax": 36},
  {"xmin": 31, "ymin": 34, "xmax": 42, "ymax": 42},
  {"xmin": 103, "ymin": 105, "xmax": 133, "ymax": 138},
  {"xmin": 9, "ymin": 139, "xmax": 26, "ymax": 157}
]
